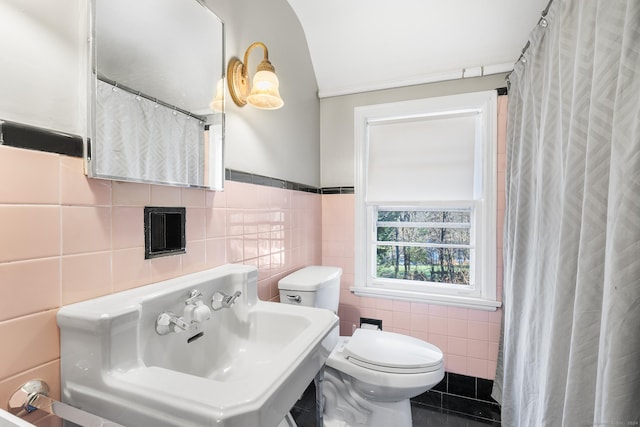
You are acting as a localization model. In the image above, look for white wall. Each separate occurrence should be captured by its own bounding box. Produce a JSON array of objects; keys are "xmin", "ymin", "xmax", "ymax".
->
[
  {"xmin": 0, "ymin": 0, "xmax": 88, "ymax": 137},
  {"xmin": 0, "ymin": 0, "xmax": 321, "ymax": 187},
  {"xmin": 320, "ymin": 74, "xmax": 508, "ymax": 187}
]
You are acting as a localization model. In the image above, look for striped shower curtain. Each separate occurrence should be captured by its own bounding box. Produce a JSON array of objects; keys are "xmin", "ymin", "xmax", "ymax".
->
[{"xmin": 494, "ymin": 0, "xmax": 640, "ymax": 425}]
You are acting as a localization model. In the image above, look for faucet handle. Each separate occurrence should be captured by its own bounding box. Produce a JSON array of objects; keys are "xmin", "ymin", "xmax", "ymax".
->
[
  {"xmin": 211, "ymin": 291, "xmax": 226, "ymax": 311},
  {"xmin": 211, "ymin": 290, "xmax": 242, "ymax": 311},
  {"xmin": 185, "ymin": 289, "xmax": 204, "ymax": 305},
  {"xmin": 156, "ymin": 312, "xmax": 190, "ymax": 335}
]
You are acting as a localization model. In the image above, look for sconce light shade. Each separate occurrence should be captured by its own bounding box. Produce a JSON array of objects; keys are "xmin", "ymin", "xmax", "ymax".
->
[
  {"xmin": 228, "ymin": 42, "xmax": 284, "ymax": 110},
  {"xmin": 247, "ymin": 69, "xmax": 283, "ymax": 110},
  {"xmin": 209, "ymin": 78, "xmax": 225, "ymax": 112}
]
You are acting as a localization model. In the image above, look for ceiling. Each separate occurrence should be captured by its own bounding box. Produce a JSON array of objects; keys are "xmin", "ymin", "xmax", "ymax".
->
[{"xmin": 286, "ymin": 0, "xmax": 550, "ymax": 97}]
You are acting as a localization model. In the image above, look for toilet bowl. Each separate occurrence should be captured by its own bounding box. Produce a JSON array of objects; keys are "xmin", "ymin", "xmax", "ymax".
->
[
  {"xmin": 322, "ymin": 329, "xmax": 443, "ymax": 427},
  {"xmin": 330, "ymin": 329, "xmax": 444, "ymax": 400},
  {"xmin": 278, "ymin": 266, "xmax": 444, "ymax": 427}
]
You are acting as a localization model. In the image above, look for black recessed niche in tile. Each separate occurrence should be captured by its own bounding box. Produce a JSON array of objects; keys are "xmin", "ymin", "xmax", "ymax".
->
[
  {"xmin": 360, "ymin": 317, "xmax": 383, "ymax": 330},
  {"xmin": 144, "ymin": 207, "xmax": 186, "ymax": 259}
]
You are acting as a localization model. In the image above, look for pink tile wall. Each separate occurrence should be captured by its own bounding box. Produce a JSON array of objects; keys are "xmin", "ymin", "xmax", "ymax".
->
[
  {"xmin": 0, "ymin": 146, "xmax": 321, "ymax": 404},
  {"xmin": 321, "ymin": 96, "xmax": 508, "ymax": 380}
]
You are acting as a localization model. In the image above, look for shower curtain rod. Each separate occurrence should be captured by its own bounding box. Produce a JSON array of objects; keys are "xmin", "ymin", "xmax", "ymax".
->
[
  {"xmin": 97, "ymin": 75, "xmax": 208, "ymax": 122},
  {"xmin": 505, "ymin": 0, "xmax": 555, "ymax": 87}
]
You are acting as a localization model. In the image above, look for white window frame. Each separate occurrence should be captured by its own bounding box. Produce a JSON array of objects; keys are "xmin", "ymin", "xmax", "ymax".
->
[{"xmin": 353, "ymin": 91, "xmax": 501, "ymax": 311}]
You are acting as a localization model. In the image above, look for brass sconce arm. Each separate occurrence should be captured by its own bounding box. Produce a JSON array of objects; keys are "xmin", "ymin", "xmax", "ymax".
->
[{"xmin": 242, "ymin": 42, "xmax": 275, "ymax": 76}]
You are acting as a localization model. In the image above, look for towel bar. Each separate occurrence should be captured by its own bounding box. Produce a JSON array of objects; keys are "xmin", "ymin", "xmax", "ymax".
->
[{"xmin": 8, "ymin": 380, "xmax": 125, "ymax": 427}]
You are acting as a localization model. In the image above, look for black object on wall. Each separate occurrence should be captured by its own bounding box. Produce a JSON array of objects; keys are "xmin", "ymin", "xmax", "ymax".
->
[
  {"xmin": 0, "ymin": 120, "xmax": 83, "ymax": 157},
  {"xmin": 144, "ymin": 207, "xmax": 186, "ymax": 259}
]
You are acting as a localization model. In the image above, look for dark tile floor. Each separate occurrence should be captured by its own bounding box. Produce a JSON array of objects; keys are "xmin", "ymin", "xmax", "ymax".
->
[
  {"xmin": 291, "ymin": 382, "xmax": 501, "ymax": 427},
  {"xmin": 410, "ymin": 404, "xmax": 501, "ymax": 427}
]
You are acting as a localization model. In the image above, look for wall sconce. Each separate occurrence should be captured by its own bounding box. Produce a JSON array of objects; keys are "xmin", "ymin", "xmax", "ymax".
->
[{"xmin": 227, "ymin": 42, "xmax": 284, "ymax": 110}]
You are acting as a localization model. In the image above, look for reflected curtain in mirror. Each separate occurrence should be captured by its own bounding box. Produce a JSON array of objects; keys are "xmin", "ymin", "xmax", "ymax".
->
[{"xmin": 95, "ymin": 80, "xmax": 205, "ymax": 186}]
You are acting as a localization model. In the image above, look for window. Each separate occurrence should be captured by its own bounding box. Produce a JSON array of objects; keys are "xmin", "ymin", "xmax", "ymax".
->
[{"xmin": 354, "ymin": 91, "xmax": 500, "ymax": 310}]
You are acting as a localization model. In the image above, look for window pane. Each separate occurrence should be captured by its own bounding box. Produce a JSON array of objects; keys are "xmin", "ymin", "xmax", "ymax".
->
[
  {"xmin": 375, "ymin": 208, "xmax": 472, "ymax": 285},
  {"xmin": 377, "ymin": 227, "xmax": 470, "ymax": 244},
  {"xmin": 376, "ymin": 246, "xmax": 471, "ymax": 285},
  {"xmin": 377, "ymin": 209, "xmax": 471, "ymax": 223},
  {"xmin": 376, "ymin": 209, "xmax": 471, "ymax": 245}
]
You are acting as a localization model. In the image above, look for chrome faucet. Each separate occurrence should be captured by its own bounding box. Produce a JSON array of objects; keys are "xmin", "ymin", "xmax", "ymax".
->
[
  {"xmin": 183, "ymin": 289, "xmax": 211, "ymax": 324},
  {"xmin": 211, "ymin": 290, "xmax": 242, "ymax": 311},
  {"xmin": 155, "ymin": 312, "xmax": 190, "ymax": 335}
]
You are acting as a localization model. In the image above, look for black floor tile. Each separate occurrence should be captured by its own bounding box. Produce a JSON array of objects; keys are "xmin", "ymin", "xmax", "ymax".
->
[
  {"xmin": 293, "ymin": 381, "xmax": 317, "ymax": 412},
  {"xmin": 443, "ymin": 394, "xmax": 501, "ymax": 422},
  {"xmin": 292, "ymin": 401, "xmax": 500, "ymax": 426},
  {"xmin": 411, "ymin": 389, "xmax": 443, "ymax": 409},
  {"xmin": 444, "ymin": 410, "xmax": 502, "ymax": 427},
  {"xmin": 432, "ymin": 375, "xmax": 448, "ymax": 393},
  {"xmin": 290, "ymin": 405, "xmax": 316, "ymax": 427},
  {"xmin": 476, "ymin": 378, "xmax": 497, "ymax": 403},
  {"xmin": 290, "ymin": 380, "xmax": 501, "ymax": 427},
  {"xmin": 412, "ymin": 404, "xmax": 446, "ymax": 426},
  {"xmin": 447, "ymin": 373, "xmax": 477, "ymax": 398}
]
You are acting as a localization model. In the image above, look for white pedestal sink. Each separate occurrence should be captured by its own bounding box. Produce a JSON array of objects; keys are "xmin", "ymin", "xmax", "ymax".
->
[{"xmin": 57, "ymin": 264, "xmax": 339, "ymax": 427}]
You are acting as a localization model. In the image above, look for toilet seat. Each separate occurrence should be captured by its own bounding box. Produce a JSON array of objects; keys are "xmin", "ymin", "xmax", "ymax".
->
[{"xmin": 343, "ymin": 329, "xmax": 443, "ymax": 374}]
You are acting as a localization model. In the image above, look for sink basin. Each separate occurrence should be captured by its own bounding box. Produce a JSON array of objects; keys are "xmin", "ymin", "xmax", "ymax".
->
[{"xmin": 57, "ymin": 264, "xmax": 339, "ymax": 427}]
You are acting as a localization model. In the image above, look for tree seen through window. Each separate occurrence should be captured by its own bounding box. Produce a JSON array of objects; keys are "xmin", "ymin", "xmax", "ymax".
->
[{"xmin": 375, "ymin": 209, "xmax": 471, "ymax": 285}]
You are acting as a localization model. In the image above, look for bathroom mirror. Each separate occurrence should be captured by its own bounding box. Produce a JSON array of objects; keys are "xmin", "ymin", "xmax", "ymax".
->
[{"xmin": 87, "ymin": 0, "xmax": 225, "ymax": 190}]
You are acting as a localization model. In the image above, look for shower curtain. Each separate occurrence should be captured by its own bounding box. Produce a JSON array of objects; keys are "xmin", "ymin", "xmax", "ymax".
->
[{"xmin": 494, "ymin": 0, "xmax": 640, "ymax": 425}]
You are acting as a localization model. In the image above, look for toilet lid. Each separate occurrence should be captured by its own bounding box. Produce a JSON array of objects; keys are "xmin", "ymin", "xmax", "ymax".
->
[{"xmin": 343, "ymin": 329, "xmax": 443, "ymax": 374}]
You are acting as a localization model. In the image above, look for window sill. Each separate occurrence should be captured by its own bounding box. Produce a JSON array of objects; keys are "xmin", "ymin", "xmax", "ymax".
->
[{"xmin": 350, "ymin": 287, "xmax": 502, "ymax": 311}]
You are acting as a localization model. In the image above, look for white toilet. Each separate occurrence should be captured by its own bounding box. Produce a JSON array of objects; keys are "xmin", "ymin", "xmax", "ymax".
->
[{"xmin": 278, "ymin": 266, "xmax": 444, "ymax": 427}]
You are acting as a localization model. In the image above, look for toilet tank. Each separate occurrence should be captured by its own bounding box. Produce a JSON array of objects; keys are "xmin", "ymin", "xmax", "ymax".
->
[{"xmin": 278, "ymin": 266, "xmax": 342, "ymax": 313}]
